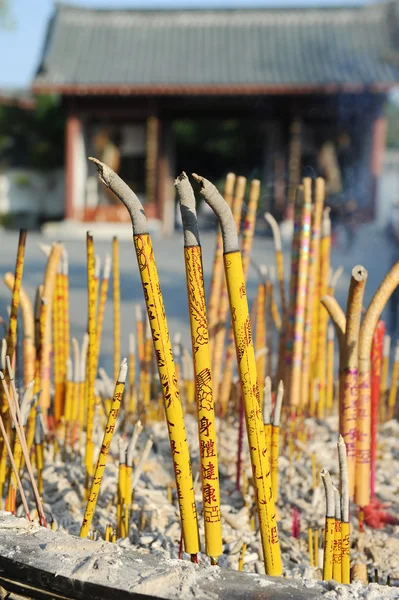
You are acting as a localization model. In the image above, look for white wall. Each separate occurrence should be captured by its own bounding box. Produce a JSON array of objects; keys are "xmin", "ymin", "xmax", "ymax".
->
[
  {"xmin": 378, "ymin": 150, "xmax": 399, "ymax": 228},
  {"xmin": 0, "ymin": 168, "xmax": 64, "ymax": 222}
]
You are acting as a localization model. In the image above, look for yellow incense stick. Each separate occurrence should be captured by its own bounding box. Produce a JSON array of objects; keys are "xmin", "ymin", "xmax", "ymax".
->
[
  {"xmin": 113, "ymin": 237, "xmax": 121, "ymax": 383},
  {"xmin": 90, "ymin": 158, "xmax": 200, "ymax": 557},
  {"xmin": 290, "ymin": 187, "xmax": 311, "ymax": 407},
  {"xmin": 308, "ymin": 526, "xmax": 314, "ymax": 566},
  {"xmin": 332, "ymin": 488, "xmax": 342, "ymax": 582},
  {"xmin": 211, "ymin": 176, "xmax": 246, "ymax": 398},
  {"xmin": 208, "ymin": 172, "xmax": 236, "ymax": 359},
  {"xmin": 85, "ymin": 232, "xmax": 97, "ymax": 478},
  {"xmin": 176, "ymin": 172, "xmax": 222, "ymax": 561},
  {"xmin": 321, "ymin": 469, "xmax": 335, "ymax": 580},
  {"xmin": 388, "ymin": 341, "xmax": 399, "ymax": 416},
  {"xmin": 194, "ymin": 173, "xmax": 282, "ymax": 576},
  {"xmin": 316, "ymin": 208, "xmax": 331, "ymax": 417},
  {"xmin": 80, "ymin": 359, "xmax": 127, "ymax": 537}
]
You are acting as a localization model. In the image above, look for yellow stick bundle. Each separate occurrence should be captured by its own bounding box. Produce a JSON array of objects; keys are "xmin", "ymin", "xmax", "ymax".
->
[
  {"xmin": 91, "ymin": 158, "xmax": 200, "ymax": 557},
  {"xmin": 338, "ymin": 435, "xmax": 350, "ymax": 584}
]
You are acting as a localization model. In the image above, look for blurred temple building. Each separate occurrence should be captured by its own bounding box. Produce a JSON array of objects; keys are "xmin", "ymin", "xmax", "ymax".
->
[{"xmin": 32, "ymin": 2, "xmax": 399, "ymax": 233}]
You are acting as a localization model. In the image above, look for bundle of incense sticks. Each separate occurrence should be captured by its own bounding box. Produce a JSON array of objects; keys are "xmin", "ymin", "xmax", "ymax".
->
[{"xmin": 1, "ymin": 158, "xmax": 399, "ymax": 583}]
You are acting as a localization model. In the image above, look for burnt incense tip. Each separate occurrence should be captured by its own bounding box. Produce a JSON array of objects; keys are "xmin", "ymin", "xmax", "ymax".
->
[
  {"xmin": 191, "ymin": 173, "xmax": 203, "ymax": 184},
  {"xmin": 175, "ymin": 171, "xmax": 188, "ymax": 184},
  {"xmin": 352, "ymin": 265, "xmax": 368, "ymax": 282},
  {"xmin": 89, "ymin": 156, "xmax": 111, "ymax": 188}
]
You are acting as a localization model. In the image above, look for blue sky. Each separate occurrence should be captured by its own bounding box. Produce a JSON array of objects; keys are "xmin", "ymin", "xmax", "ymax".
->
[{"xmin": 1, "ymin": 0, "xmax": 365, "ymax": 88}]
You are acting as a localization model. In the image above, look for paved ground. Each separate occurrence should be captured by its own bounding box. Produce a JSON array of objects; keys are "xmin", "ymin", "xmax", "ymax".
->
[{"xmin": 0, "ymin": 220, "xmax": 395, "ymax": 378}]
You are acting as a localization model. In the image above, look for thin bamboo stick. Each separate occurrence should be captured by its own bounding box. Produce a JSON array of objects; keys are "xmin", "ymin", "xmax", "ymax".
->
[{"xmin": 80, "ymin": 359, "xmax": 127, "ymax": 538}]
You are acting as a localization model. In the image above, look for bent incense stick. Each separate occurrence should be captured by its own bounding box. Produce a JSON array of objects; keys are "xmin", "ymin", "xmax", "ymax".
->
[
  {"xmin": 90, "ymin": 157, "xmax": 200, "ymax": 557},
  {"xmin": 211, "ymin": 176, "xmax": 246, "ymax": 399},
  {"xmin": 193, "ymin": 172, "xmax": 282, "ymax": 576},
  {"xmin": 208, "ymin": 172, "xmax": 236, "ymax": 358},
  {"xmin": 219, "ymin": 179, "xmax": 260, "ymax": 411},
  {"xmin": 320, "ymin": 469, "xmax": 335, "ymax": 581},
  {"xmin": 343, "ymin": 265, "xmax": 368, "ymax": 498},
  {"xmin": 176, "ymin": 172, "xmax": 222, "ymax": 562},
  {"xmin": 338, "ymin": 436, "xmax": 350, "ymax": 584},
  {"xmin": 80, "ymin": 359, "xmax": 127, "ymax": 538},
  {"xmin": 356, "ymin": 261, "xmax": 399, "ymax": 508}
]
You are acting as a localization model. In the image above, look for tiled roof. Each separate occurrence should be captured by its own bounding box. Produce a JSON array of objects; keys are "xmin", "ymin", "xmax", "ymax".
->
[{"xmin": 33, "ymin": 2, "xmax": 399, "ymax": 93}]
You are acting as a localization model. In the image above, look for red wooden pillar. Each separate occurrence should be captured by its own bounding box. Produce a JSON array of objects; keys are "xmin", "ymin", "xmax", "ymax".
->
[
  {"xmin": 65, "ymin": 113, "xmax": 81, "ymax": 220},
  {"xmin": 370, "ymin": 116, "xmax": 387, "ymax": 219}
]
